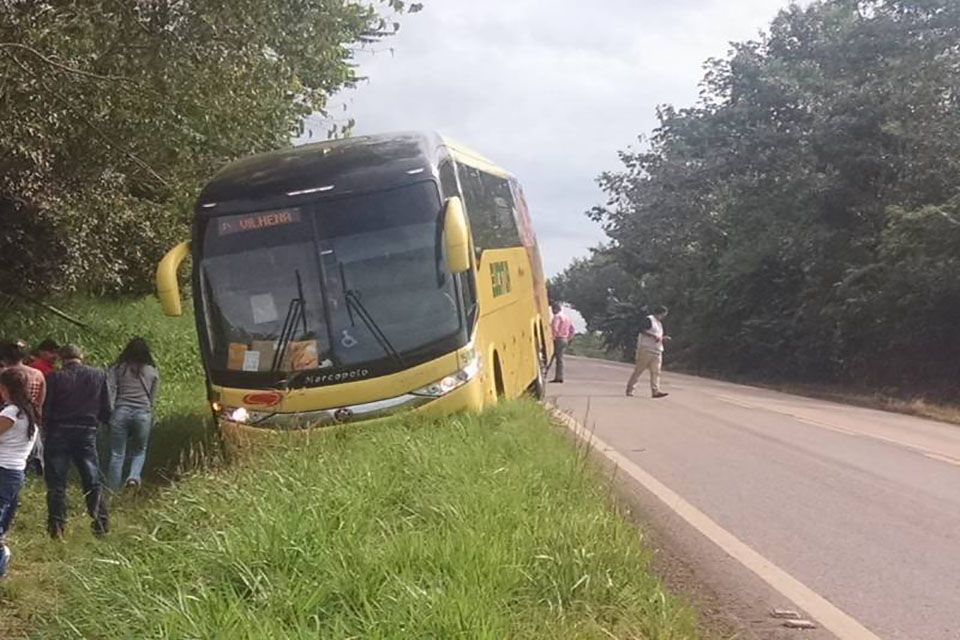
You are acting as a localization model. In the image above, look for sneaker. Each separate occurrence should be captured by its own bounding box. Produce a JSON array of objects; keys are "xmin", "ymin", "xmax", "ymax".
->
[
  {"xmin": 550, "ymin": 379, "xmax": 564, "ymax": 384},
  {"xmin": 48, "ymin": 525, "xmax": 64, "ymax": 541},
  {"xmin": 0, "ymin": 544, "xmax": 10, "ymax": 578},
  {"xmin": 652, "ymin": 392, "xmax": 670, "ymax": 399},
  {"xmin": 125, "ymin": 478, "xmax": 141, "ymax": 489},
  {"xmin": 625, "ymin": 390, "xmax": 634, "ymax": 397}
]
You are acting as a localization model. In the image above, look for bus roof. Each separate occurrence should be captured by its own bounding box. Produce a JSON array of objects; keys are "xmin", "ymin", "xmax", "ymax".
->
[
  {"xmin": 196, "ymin": 131, "xmax": 511, "ymax": 214},
  {"xmin": 440, "ymin": 136, "xmax": 510, "ymax": 179}
]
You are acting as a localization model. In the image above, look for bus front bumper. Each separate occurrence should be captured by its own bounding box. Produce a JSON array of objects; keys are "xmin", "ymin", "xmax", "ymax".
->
[{"xmin": 217, "ymin": 375, "xmax": 485, "ymax": 435}]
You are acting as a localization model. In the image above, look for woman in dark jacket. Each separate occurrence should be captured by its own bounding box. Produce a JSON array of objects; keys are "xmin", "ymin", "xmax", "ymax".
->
[{"xmin": 106, "ymin": 338, "xmax": 159, "ymax": 490}]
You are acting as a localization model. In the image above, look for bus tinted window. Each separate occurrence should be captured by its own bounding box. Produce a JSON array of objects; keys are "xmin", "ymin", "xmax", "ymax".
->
[
  {"xmin": 456, "ymin": 164, "xmax": 522, "ymax": 250},
  {"xmin": 199, "ymin": 182, "xmax": 461, "ymax": 376}
]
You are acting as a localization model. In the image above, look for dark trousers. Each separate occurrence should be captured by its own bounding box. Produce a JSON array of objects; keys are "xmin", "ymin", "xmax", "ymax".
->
[
  {"xmin": 553, "ymin": 338, "xmax": 568, "ymax": 381},
  {"xmin": 0, "ymin": 466, "xmax": 25, "ymax": 540},
  {"xmin": 44, "ymin": 427, "xmax": 109, "ymax": 537}
]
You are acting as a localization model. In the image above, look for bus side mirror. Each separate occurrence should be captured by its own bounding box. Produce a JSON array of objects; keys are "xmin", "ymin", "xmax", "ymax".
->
[
  {"xmin": 156, "ymin": 241, "xmax": 191, "ymax": 317},
  {"xmin": 443, "ymin": 197, "xmax": 471, "ymax": 273}
]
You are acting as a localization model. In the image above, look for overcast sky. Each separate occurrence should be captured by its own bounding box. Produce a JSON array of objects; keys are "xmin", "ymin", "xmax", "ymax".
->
[{"xmin": 303, "ymin": 0, "xmax": 802, "ymax": 278}]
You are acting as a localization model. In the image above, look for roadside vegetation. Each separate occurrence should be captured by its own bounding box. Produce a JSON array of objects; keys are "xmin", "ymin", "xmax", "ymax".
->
[
  {"xmin": 550, "ymin": 0, "xmax": 960, "ymax": 403},
  {"xmin": 1, "ymin": 1, "xmax": 421, "ymax": 299},
  {"xmin": 0, "ymin": 297, "xmax": 700, "ymax": 639},
  {"xmin": 564, "ymin": 332, "xmax": 626, "ymax": 363},
  {"xmin": 0, "ymin": 296, "xmax": 214, "ymax": 637},
  {"xmin": 28, "ymin": 402, "xmax": 699, "ymax": 639}
]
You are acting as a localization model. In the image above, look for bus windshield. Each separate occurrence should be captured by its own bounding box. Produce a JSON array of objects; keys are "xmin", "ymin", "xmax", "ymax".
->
[{"xmin": 199, "ymin": 182, "xmax": 462, "ymax": 381}]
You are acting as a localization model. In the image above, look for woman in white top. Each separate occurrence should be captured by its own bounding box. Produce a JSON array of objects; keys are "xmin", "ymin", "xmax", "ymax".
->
[{"xmin": 0, "ymin": 367, "xmax": 40, "ymax": 578}]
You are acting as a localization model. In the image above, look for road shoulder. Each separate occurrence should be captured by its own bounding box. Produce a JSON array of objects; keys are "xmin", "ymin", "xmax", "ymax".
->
[{"xmin": 548, "ymin": 401, "xmax": 837, "ymax": 640}]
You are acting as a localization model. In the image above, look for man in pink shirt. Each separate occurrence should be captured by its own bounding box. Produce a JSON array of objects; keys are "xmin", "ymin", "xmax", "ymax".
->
[{"xmin": 549, "ymin": 302, "xmax": 575, "ymax": 383}]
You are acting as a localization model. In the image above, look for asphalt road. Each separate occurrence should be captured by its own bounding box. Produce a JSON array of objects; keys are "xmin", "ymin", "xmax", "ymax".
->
[{"xmin": 548, "ymin": 356, "xmax": 960, "ymax": 640}]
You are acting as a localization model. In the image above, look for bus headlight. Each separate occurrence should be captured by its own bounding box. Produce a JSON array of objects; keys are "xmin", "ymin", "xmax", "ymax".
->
[
  {"xmin": 217, "ymin": 406, "xmax": 250, "ymax": 423},
  {"xmin": 411, "ymin": 355, "xmax": 481, "ymax": 398}
]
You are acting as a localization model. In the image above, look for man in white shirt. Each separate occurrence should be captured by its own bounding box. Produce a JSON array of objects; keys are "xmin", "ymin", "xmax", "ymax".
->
[{"xmin": 626, "ymin": 305, "xmax": 670, "ymax": 398}]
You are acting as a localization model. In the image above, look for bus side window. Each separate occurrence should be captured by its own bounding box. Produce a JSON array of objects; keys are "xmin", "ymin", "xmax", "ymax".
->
[
  {"xmin": 480, "ymin": 172, "xmax": 522, "ymax": 247},
  {"xmin": 455, "ymin": 164, "xmax": 522, "ymax": 251}
]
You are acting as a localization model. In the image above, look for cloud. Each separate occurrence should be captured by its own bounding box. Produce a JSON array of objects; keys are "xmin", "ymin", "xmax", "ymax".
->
[{"xmin": 313, "ymin": 0, "xmax": 804, "ymax": 277}]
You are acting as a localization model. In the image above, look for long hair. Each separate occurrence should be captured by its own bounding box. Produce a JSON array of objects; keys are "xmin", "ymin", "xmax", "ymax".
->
[
  {"xmin": 0, "ymin": 368, "xmax": 38, "ymax": 439},
  {"xmin": 0, "ymin": 340, "xmax": 28, "ymax": 366},
  {"xmin": 116, "ymin": 337, "xmax": 155, "ymax": 374}
]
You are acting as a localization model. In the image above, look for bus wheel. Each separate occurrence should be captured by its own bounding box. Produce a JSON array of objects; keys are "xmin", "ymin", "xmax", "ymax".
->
[
  {"xmin": 527, "ymin": 341, "xmax": 546, "ymax": 400},
  {"xmin": 493, "ymin": 354, "xmax": 506, "ymax": 399}
]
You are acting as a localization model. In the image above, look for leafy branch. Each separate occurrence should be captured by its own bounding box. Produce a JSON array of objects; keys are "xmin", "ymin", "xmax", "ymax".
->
[{"xmin": 0, "ymin": 42, "xmax": 135, "ymax": 83}]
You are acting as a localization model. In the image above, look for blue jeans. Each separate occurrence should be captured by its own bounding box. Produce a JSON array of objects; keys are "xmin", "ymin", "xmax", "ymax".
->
[
  {"xmin": 45, "ymin": 427, "xmax": 109, "ymax": 537},
  {"xmin": 0, "ymin": 467, "xmax": 25, "ymax": 540},
  {"xmin": 107, "ymin": 405, "xmax": 152, "ymax": 489}
]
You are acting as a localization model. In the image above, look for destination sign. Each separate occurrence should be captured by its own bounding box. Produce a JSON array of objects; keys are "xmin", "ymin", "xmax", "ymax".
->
[{"xmin": 217, "ymin": 209, "xmax": 301, "ymax": 236}]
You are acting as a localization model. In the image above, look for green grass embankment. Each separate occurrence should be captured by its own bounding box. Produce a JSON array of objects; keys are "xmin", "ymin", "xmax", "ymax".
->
[
  {"xmin": 0, "ymin": 296, "xmax": 214, "ymax": 636},
  {"xmin": 32, "ymin": 401, "xmax": 699, "ymax": 639},
  {"xmin": 1, "ymin": 297, "xmax": 700, "ymax": 639}
]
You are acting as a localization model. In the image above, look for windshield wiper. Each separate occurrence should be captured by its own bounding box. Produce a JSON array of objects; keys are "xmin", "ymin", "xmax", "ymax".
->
[
  {"xmin": 272, "ymin": 269, "xmax": 308, "ymax": 372},
  {"xmin": 346, "ymin": 290, "xmax": 404, "ymax": 367},
  {"xmin": 339, "ymin": 264, "xmax": 404, "ymax": 367}
]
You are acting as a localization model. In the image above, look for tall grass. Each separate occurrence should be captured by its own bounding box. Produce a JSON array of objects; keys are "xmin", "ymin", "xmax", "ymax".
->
[
  {"xmin": 0, "ymin": 296, "xmax": 216, "ymax": 637},
  {"xmin": 1, "ymin": 297, "xmax": 700, "ymax": 638},
  {"xmin": 28, "ymin": 401, "xmax": 698, "ymax": 639}
]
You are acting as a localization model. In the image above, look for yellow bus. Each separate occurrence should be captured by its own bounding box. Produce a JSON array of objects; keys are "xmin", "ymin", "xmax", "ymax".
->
[{"xmin": 156, "ymin": 132, "xmax": 553, "ymax": 431}]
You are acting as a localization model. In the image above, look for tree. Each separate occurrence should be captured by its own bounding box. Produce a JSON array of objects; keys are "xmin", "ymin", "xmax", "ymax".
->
[
  {"xmin": 576, "ymin": 0, "xmax": 960, "ymax": 394},
  {"xmin": 548, "ymin": 247, "xmax": 652, "ymax": 359},
  {"xmin": 0, "ymin": 0, "xmax": 420, "ymax": 296}
]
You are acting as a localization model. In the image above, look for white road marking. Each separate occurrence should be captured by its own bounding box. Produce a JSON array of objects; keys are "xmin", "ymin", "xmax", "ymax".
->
[
  {"xmin": 716, "ymin": 394, "xmax": 861, "ymax": 436},
  {"xmin": 794, "ymin": 417, "xmax": 862, "ymax": 437},
  {"xmin": 714, "ymin": 393, "xmax": 959, "ymax": 463},
  {"xmin": 923, "ymin": 452, "xmax": 960, "ymax": 467},
  {"xmin": 550, "ymin": 407, "xmax": 883, "ymax": 640}
]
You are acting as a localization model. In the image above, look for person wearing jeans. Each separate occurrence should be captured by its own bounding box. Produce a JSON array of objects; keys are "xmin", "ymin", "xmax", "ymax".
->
[
  {"xmin": 0, "ymin": 368, "xmax": 40, "ymax": 576},
  {"xmin": 107, "ymin": 406, "xmax": 153, "ymax": 489},
  {"xmin": 44, "ymin": 428, "xmax": 107, "ymax": 537},
  {"xmin": 43, "ymin": 344, "xmax": 110, "ymax": 539},
  {"xmin": 106, "ymin": 338, "xmax": 159, "ymax": 490},
  {"xmin": 0, "ymin": 466, "xmax": 24, "ymax": 576}
]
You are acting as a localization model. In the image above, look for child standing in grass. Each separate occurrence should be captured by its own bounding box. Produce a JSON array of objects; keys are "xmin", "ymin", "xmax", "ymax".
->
[
  {"xmin": 107, "ymin": 338, "xmax": 159, "ymax": 490},
  {"xmin": 0, "ymin": 368, "xmax": 40, "ymax": 577}
]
